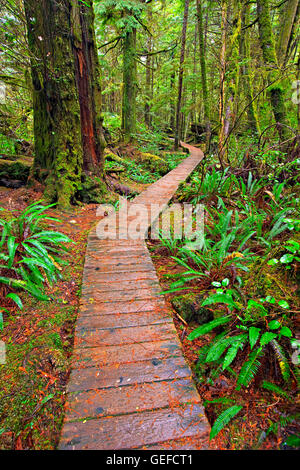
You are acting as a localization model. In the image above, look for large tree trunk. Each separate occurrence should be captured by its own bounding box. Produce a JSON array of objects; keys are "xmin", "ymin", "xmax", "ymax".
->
[
  {"xmin": 24, "ymin": 0, "xmax": 105, "ymax": 207},
  {"xmin": 196, "ymin": 0, "xmax": 210, "ymax": 149},
  {"xmin": 218, "ymin": 0, "xmax": 228, "ymax": 164},
  {"xmin": 122, "ymin": 27, "xmax": 137, "ymax": 142},
  {"xmin": 174, "ymin": 0, "xmax": 190, "ymax": 150},
  {"xmin": 257, "ymin": 0, "xmax": 290, "ymax": 141},
  {"xmin": 144, "ymin": 7, "xmax": 153, "ymax": 128},
  {"xmin": 277, "ymin": 0, "xmax": 299, "ymax": 67},
  {"xmin": 240, "ymin": 1, "xmax": 260, "ymax": 136},
  {"xmin": 24, "ymin": 0, "xmax": 83, "ymax": 207},
  {"xmin": 71, "ymin": 1, "xmax": 106, "ymax": 176}
]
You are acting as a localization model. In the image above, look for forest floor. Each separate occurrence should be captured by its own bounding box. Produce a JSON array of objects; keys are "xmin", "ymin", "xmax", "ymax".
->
[
  {"xmin": 148, "ymin": 239, "xmax": 290, "ymax": 450},
  {"xmin": 0, "ymin": 141, "xmax": 299, "ymax": 450},
  {"xmin": 0, "ymin": 150, "xmax": 153, "ymax": 449}
]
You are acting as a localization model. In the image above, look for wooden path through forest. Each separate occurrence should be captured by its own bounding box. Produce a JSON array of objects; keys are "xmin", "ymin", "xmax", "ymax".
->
[{"xmin": 59, "ymin": 143, "xmax": 211, "ymax": 450}]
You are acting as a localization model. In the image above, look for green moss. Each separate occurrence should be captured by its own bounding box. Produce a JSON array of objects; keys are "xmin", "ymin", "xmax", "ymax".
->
[
  {"xmin": 77, "ymin": 174, "xmax": 107, "ymax": 204},
  {"xmin": 0, "ymin": 159, "xmax": 31, "ymax": 181},
  {"xmin": 171, "ymin": 293, "xmax": 213, "ymax": 324},
  {"xmin": 138, "ymin": 152, "xmax": 169, "ymax": 175}
]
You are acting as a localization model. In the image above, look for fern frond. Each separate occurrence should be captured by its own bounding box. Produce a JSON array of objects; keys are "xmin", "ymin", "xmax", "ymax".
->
[
  {"xmin": 236, "ymin": 347, "xmax": 264, "ymax": 390},
  {"xmin": 223, "ymin": 335, "xmax": 247, "ymax": 370},
  {"xmin": 270, "ymin": 339, "xmax": 291, "ymax": 383},
  {"xmin": 261, "ymin": 381, "xmax": 290, "ymax": 400},
  {"xmin": 188, "ymin": 316, "xmax": 231, "ymax": 341},
  {"xmin": 210, "ymin": 405, "xmax": 243, "ymax": 440},
  {"xmin": 206, "ymin": 334, "xmax": 247, "ymax": 363}
]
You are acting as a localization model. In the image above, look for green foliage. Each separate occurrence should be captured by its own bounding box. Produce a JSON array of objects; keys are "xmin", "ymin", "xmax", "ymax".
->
[
  {"xmin": 268, "ymin": 239, "xmax": 300, "ymax": 270},
  {"xmin": 0, "ymin": 201, "xmax": 72, "ymax": 319},
  {"xmin": 210, "ymin": 405, "xmax": 243, "ymax": 440},
  {"xmin": 188, "ymin": 282, "xmax": 295, "ymax": 390},
  {"xmin": 187, "ymin": 316, "xmax": 231, "ymax": 341},
  {"xmin": 261, "ymin": 381, "xmax": 291, "ymax": 400}
]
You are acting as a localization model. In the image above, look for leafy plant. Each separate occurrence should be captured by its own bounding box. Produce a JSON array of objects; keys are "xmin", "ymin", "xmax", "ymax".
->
[
  {"xmin": 0, "ymin": 201, "xmax": 72, "ymax": 319},
  {"xmin": 210, "ymin": 405, "xmax": 243, "ymax": 440},
  {"xmin": 268, "ymin": 239, "xmax": 300, "ymax": 270},
  {"xmin": 188, "ymin": 288, "xmax": 295, "ymax": 390}
]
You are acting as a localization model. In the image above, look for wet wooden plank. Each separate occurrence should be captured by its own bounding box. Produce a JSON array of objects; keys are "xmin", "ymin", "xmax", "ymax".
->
[
  {"xmin": 59, "ymin": 404, "xmax": 208, "ymax": 450},
  {"xmin": 67, "ymin": 355, "xmax": 192, "ymax": 392},
  {"xmin": 83, "ymin": 263, "xmax": 155, "ymax": 274},
  {"xmin": 81, "ymin": 278, "xmax": 159, "ymax": 294},
  {"xmin": 86, "ymin": 255, "xmax": 151, "ymax": 266},
  {"xmin": 139, "ymin": 434, "xmax": 209, "ymax": 450},
  {"xmin": 65, "ymin": 378, "xmax": 200, "ymax": 422},
  {"xmin": 76, "ymin": 311, "xmax": 173, "ymax": 330},
  {"xmin": 74, "ymin": 323, "xmax": 177, "ymax": 349},
  {"xmin": 80, "ymin": 287, "xmax": 162, "ymax": 304},
  {"xmin": 72, "ymin": 339, "xmax": 182, "ymax": 369},
  {"xmin": 79, "ymin": 299, "xmax": 166, "ymax": 316},
  {"xmin": 82, "ymin": 271, "xmax": 158, "ymax": 283}
]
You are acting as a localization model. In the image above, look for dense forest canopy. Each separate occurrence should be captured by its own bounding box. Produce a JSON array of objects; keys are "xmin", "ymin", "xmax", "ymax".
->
[{"xmin": 0, "ymin": 0, "xmax": 299, "ymax": 205}]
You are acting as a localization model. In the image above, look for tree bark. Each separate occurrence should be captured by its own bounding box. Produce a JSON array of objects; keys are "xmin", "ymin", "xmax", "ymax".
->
[
  {"xmin": 24, "ymin": 0, "xmax": 106, "ymax": 207},
  {"xmin": 174, "ymin": 0, "xmax": 190, "ymax": 150},
  {"xmin": 122, "ymin": 26, "xmax": 137, "ymax": 142},
  {"xmin": 257, "ymin": 0, "xmax": 290, "ymax": 141},
  {"xmin": 24, "ymin": 0, "xmax": 83, "ymax": 207},
  {"xmin": 277, "ymin": 0, "xmax": 299, "ymax": 66},
  {"xmin": 72, "ymin": 1, "xmax": 106, "ymax": 176},
  {"xmin": 240, "ymin": 0, "xmax": 260, "ymax": 135},
  {"xmin": 196, "ymin": 0, "xmax": 211, "ymax": 149},
  {"xmin": 145, "ymin": 7, "xmax": 153, "ymax": 128},
  {"xmin": 218, "ymin": 0, "xmax": 228, "ymax": 163}
]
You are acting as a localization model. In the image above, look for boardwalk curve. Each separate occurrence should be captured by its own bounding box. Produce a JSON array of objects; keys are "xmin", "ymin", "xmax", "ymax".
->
[{"xmin": 59, "ymin": 143, "xmax": 210, "ymax": 450}]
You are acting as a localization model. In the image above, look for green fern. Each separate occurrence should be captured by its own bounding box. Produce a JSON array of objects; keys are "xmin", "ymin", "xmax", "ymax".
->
[
  {"xmin": 210, "ymin": 405, "xmax": 243, "ymax": 440},
  {"xmin": 249, "ymin": 326, "xmax": 260, "ymax": 349},
  {"xmin": 261, "ymin": 381, "xmax": 291, "ymax": 400},
  {"xmin": 188, "ymin": 316, "xmax": 231, "ymax": 341},
  {"xmin": 236, "ymin": 347, "xmax": 264, "ymax": 390},
  {"xmin": 222, "ymin": 335, "xmax": 247, "ymax": 370},
  {"xmin": 206, "ymin": 334, "xmax": 247, "ymax": 363}
]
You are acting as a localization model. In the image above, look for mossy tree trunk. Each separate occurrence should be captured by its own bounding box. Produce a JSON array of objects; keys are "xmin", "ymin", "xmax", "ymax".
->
[
  {"xmin": 277, "ymin": 0, "xmax": 299, "ymax": 67},
  {"xmin": 196, "ymin": 0, "xmax": 211, "ymax": 148},
  {"xmin": 24, "ymin": 0, "xmax": 83, "ymax": 208},
  {"xmin": 240, "ymin": 1, "xmax": 260, "ymax": 136},
  {"xmin": 223, "ymin": 0, "xmax": 242, "ymax": 161},
  {"xmin": 256, "ymin": 0, "xmax": 290, "ymax": 141},
  {"xmin": 174, "ymin": 0, "xmax": 190, "ymax": 150},
  {"xmin": 218, "ymin": 0, "xmax": 228, "ymax": 164},
  {"xmin": 122, "ymin": 27, "xmax": 137, "ymax": 142},
  {"xmin": 71, "ymin": 1, "xmax": 106, "ymax": 176},
  {"xmin": 144, "ymin": 7, "xmax": 153, "ymax": 128},
  {"xmin": 24, "ymin": 0, "xmax": 105, "ymax": 208}
]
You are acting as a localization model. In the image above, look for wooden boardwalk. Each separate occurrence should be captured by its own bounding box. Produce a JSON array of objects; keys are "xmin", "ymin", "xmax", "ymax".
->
[{"xmin": 59, "ymin": 144, "xmax": 210, "ymax": 450}]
